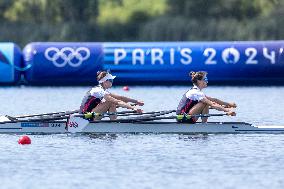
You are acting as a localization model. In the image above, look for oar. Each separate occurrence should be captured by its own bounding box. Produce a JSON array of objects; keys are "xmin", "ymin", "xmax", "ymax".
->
[
  {"xmin": 139, "ymin": 113, "xmax": 231, "ymax": 122},
  {"xmin": 0, "ymin": 110, "xmax": 141, "ymax": 123},
  {"xmin": 7, "ymin": 109, "xmax": 80, "ymax": 119},
  {"xmin": 1, "ymin": 110, "xmax": 79, "ymax": 123},
  {"xmin": 127, "ymin": 110, "xmax": 176, "ymax": 120},
  {"xmin": 3, "ymin": 110, "xmax": 137, "ymax": 123},
  {"xmin": 87, "ymin": 113, "xmax": 230, "ymax": 123},
  {"xmin": 12, "ymin": 110, "xmax": 139, "ymax": 122},
  {"xmin": 4, "ymin": 103, "xmax": 139, "ymax": 121},
  {"xmin": 83, "ymin": 110, "xmax": 176, "ymax": 119},
  {"xmin": 112, "ymin": 110, "xmax": 176, "ymax": 117},
  {"xmin": 83, "ymin": 110, "xmax": 136, "ymax": 119}
]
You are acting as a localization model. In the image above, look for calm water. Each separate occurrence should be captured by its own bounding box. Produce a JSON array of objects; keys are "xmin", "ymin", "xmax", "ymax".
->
[{"xmin": 0, "ymin": 86, "xmax": 284, "ymax": 189}]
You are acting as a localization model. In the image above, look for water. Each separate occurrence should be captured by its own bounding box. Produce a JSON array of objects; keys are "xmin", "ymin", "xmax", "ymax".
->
[{"xmin": 1, "ymin": 86, "xmax": 284, "ymax": 189}]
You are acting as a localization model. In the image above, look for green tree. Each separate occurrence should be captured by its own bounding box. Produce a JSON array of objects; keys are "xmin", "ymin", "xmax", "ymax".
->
[
  {"xmin": 1, "ymin": 0, "xmax": 284, "ymax": 45},
  {"xmin": 1, "ymin": 0, "xmax": 100, "ymax": 45}
]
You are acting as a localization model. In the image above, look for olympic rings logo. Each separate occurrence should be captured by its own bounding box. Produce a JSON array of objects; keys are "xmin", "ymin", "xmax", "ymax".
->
[{"xmin": 44, "ymin": 47, "xmax": 90, "ymax": 67}]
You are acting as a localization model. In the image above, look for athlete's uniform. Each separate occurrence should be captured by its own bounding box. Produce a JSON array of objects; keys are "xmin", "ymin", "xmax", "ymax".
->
[
  {"xmin": 176, "ymin": 86, "xmax": 205, "ymax": 123},
  {"xmin": 80, "ymin": 85, "xmax": 110, "ymax": 113}
]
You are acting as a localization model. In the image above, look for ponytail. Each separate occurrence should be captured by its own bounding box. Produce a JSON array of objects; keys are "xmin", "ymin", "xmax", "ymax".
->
[
  {"xmin": 189, "ymin": 71, "xmax": 207, "ymax": 85},
  {"xmin": 96, "ymin": 71, "xmax": 108, "ymax": 81}
]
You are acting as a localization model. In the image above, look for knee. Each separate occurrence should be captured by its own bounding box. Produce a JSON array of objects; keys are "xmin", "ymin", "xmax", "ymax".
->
[
  {"xmin": 204, "ymin": 103, "xmax": 210, "ymax": 108},
  {"xmin": 199, "ymin": 102, "xmax": 208, "ymax": 108},
  {"xmin": 109, "ymin": 103, "xmax": 117, "ymax": 110},
  {"xmin": 105, "ymin": 101, "xmax": 115, "ymax": 107},
  {"xmin": 199, "ymin": 102, "xmax": 209, "ymax": 110}
]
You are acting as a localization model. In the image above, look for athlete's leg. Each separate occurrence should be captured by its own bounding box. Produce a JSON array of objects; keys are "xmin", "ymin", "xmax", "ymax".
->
[
  {"xmin": 201, "ymin": 104, "xmax": 209, "ymax": 123},
  {"xmin": 91, "ymin": 101, "xmax": 116, "ymax": 120},
  {"xmin": 188, "ymin": 102, "xmax": 207, "ymax": 122},
  {"xmin": 108, "ymin": 103, "xmax": 117, "ymax": 120}
]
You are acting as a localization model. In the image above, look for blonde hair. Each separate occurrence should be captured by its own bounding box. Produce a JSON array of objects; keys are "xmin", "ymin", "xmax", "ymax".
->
[{"xmin": 189, "ymin": 71, "xmax": 207, "ymax": 85}]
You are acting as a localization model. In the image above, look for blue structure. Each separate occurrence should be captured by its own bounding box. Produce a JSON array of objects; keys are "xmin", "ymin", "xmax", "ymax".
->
[
  {"xmin": 103, "ymin": 41, "xmax": 284, "ymax": 84},
  {"xmin": 22, "ymin": 42, "xmax": 103, "ymax": 85},
  {"xmin": 19, "ymin": 41, "xmax": 284, "ymax": 85},
  {"xmin": 0, "ymin": 43, "xmax": 22, "ymax": 84}
]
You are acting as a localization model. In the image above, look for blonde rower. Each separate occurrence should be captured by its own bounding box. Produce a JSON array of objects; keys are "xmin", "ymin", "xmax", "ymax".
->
[
  {"xmin": 80, "ymin": 71, "xmax": 144, "ymax": 120},
  {"xmin": 176, "ymin": 71, "xmax": 236, "ymax": 123}
]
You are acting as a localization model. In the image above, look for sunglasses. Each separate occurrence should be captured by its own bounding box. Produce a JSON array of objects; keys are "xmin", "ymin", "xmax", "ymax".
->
[
  {"xmin": 106, "ymin": 79, "xmax": 113, "ymax": 83},
  {"xmin": 203, "ymin": 77, "xmax": 208, "ymax": 83}
]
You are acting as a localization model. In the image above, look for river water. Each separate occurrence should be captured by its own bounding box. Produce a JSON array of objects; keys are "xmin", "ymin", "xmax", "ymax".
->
[{"xmin": 0, "ymin": 86, "xmax": 284, "ymax": 189}]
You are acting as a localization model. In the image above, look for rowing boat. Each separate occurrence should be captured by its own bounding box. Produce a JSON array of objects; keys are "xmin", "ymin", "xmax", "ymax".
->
[{"xmin": 1, "ymin": 116, "xmax": 284, "ymax": 134}]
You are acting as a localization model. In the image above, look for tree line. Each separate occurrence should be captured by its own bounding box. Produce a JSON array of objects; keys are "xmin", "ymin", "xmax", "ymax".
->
[{"xmin": 0, "ymin": 0, "xmax": 283, "ymax": 47}]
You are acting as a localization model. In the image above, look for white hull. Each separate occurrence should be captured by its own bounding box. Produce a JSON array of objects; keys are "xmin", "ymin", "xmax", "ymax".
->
[
  {"xmin": 80, "ymin": 122, "xmax": 284, "ymax": 134},
  {"xmin": 1, "ymin": 119, "xmax": 284, "ymax": 134},
  {"xmin": 0, "ymin": 121, "xmax": 67, "ymax": 134}
]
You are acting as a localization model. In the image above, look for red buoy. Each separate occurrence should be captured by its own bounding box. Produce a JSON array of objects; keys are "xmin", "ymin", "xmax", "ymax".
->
[
  {"xmin": 18, "ymin": 135, "xmax": 31, "ymax": 145},
  {"xmin": 123, "ymin": 86, "xmax": 129, "ymax": 91}
]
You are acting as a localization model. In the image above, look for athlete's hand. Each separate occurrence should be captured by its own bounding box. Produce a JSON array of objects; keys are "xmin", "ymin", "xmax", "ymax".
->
[
  {"xmin": 226, "ymin": 102, "xmax": 237, "ymax": 108},
  {"xmin": 227, "ymin": 111, "xmax": 236, "ymax": 116},
  {"xmin": 134, "ymin": 108, "xmax": 143, "ymax": 114},
  {"xmin": 136, "ymin": 100, "xmax": 144, "ymax": 106}
]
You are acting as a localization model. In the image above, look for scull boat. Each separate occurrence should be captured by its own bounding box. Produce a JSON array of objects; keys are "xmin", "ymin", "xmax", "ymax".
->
[{"xmin": 1, "ymin": 116, "xmax": 284, "ymax": 134}]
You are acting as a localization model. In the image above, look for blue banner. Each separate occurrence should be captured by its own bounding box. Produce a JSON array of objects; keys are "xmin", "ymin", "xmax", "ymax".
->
[
  {"xmin": 23, "ymin": 42, "xmax": 103, "ymax": 85},
  {"xmin": 0, "ymin": 43, "xmax": 22, "ymax": 84},
  {"xmin": 20, "ymin": 41, "xmax": 284, "ymax": 85},
  {"xmin": 104, "ymin": 41, "xmax": 284, "ymax": 83}
]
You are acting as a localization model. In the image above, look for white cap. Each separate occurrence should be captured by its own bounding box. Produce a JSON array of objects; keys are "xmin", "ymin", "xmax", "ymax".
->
[{"xmin": 98, "ymin": 73, "xmax": 116, "ymax": 83}]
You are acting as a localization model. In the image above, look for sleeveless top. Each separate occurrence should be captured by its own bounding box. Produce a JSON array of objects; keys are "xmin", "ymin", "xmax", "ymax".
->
[
  {"xmin": 80, "ymin": 85, "xmax": 110, "ymax": 113},
  {"xmin": 176, "ymin": 86, "xmax": 205, "ymax": 115}
]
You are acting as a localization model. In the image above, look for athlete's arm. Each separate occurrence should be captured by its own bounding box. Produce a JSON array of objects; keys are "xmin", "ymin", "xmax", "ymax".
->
[
  {"xmin": 104, "ymin": 94, "xmax": 143, "ymax": 113},
  {"xmin": 206, "ymin": 96, "xmax": 237, "ymax": 108},
  {"xmin": 109, "ymin": 93, "xmax": 144, "ymax": 106},
  {"xmin": 201, "ymin": 97, "xmax": 236, "ymax": 116}
]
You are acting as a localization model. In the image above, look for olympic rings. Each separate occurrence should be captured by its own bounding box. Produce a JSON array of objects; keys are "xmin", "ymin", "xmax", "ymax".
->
[{"xmin": 44, "ymin": 47, "xmax": 90, "ymax": 67}]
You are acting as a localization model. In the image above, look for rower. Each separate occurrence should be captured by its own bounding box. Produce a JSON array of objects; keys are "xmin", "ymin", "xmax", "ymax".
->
[
  {"xmin": 176, "ymin": 71, "xmax": 236, "ymax": 123},
  {"xmin": 79, "ymin": 71, "xmax": 144, "ymax": 120}
]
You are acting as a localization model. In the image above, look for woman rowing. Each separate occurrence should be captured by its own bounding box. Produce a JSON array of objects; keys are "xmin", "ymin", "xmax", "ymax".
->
[
  {"xmin": 176, "ymin": 71, "xmax": 236, "ymax": 123},
  {"xmin": 80, "ymin": 71, "xmax": 144, "ymax": 120}
]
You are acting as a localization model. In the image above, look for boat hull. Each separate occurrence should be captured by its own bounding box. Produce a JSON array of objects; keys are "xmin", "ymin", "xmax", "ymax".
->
[
  {"xmin": 1, "ymin": 120, "xmax": 284, "ymax": 134},
  {"xmin": 0, "ymin": 121, "xmax": 66, "ymax": 134},
  {"xmin": 81, "ymin": 122, "xmax": 284, "ymax": 134}
]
